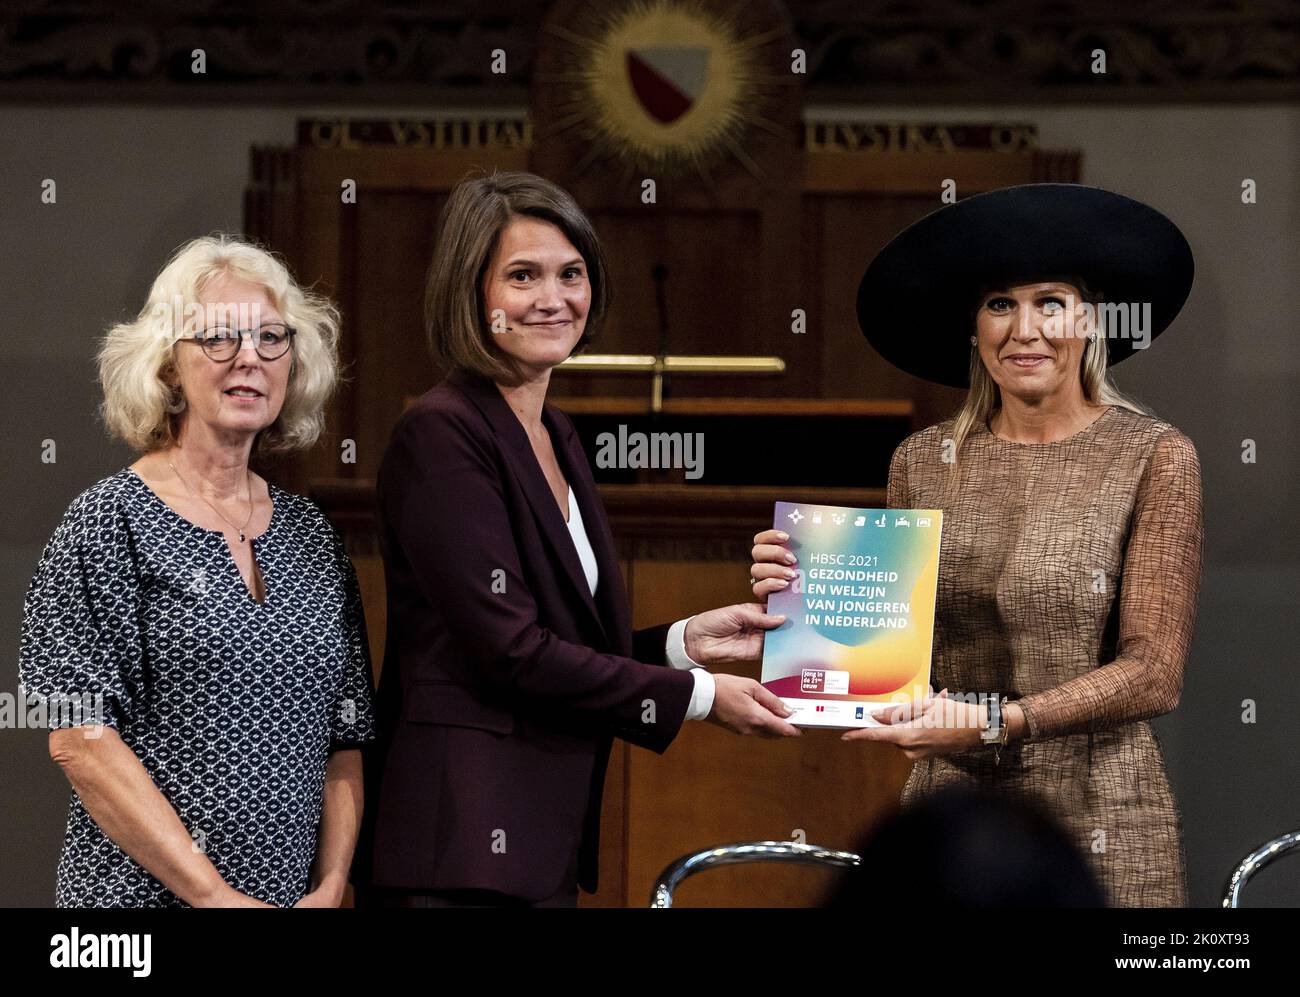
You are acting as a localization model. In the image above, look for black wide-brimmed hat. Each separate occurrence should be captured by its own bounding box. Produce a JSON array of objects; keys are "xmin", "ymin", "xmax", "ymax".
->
[{"xmin": 856, "ymin": 183, "xmax": 1194, "ymax": 388}]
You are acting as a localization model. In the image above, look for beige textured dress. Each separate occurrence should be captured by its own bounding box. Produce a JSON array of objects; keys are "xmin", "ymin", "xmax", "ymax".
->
[{"xmin": 889, "ymin": 404, "xmax": 1204, "ymax": 907}]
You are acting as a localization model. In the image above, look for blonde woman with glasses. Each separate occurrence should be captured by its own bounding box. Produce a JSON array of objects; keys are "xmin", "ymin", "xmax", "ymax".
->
[{"xmin": 20, "ymin": 235, "xmax": 376, "ymax": 907}]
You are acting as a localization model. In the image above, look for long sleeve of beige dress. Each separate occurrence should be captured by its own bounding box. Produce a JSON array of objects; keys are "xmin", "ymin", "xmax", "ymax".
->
[{"xmin": 888, "ymin": 404, "xmax": 1204, "ymax": 907}]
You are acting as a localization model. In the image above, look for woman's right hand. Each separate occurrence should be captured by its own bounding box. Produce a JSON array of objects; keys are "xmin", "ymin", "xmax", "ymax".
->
[{"xmin": 750, "ymin": 529, "xmax": 798, "ymax": 600}]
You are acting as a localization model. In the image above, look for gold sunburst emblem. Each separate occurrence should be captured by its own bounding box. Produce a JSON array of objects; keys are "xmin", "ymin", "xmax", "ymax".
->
[{"xmin": 540, "ymin": 0, "xmax": 785, "ymax": 179}]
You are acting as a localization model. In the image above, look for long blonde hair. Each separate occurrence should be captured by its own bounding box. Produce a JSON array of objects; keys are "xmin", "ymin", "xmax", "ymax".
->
[{"xmin": 947, "ymin": 277, "xmax": 1151, "ymax": 462}]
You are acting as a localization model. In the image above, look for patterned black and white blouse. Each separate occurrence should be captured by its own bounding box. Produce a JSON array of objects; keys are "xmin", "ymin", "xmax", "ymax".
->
[{"xmin": 19, "ymin": 468, "xmax": 377, "ymax": 908}]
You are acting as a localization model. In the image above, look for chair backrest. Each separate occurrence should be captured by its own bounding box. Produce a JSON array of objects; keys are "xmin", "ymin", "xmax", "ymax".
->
[
  {"xmin": 1222, "ymin": 829, "xmax": 1300, "ymax": 907},
  {"xmin": 649, "ymin": 840, "xmax": 861, "ymax": 908}
]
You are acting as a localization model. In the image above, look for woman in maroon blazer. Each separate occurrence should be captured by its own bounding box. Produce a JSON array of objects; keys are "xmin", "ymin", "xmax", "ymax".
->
[{"xmin": 354, "ymin": 171, "xmax": 798, "ymax": 907}]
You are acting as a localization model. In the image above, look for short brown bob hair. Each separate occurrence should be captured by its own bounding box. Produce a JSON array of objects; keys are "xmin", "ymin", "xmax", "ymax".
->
[{"xmin": 424, "ymin": 170, "xmax": 610, "ymax": 385}]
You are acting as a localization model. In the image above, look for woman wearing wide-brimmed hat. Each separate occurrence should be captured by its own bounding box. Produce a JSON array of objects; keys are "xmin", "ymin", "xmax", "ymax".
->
[{"xmin": 749, "ymin": 184, "xmax": 1204, "ymax": 907}]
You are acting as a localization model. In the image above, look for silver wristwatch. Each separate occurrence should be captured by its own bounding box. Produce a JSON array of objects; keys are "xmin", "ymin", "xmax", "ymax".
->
[{"xmin": 980, "ymin": 693, "xmax": 1005, "ymax": 745}]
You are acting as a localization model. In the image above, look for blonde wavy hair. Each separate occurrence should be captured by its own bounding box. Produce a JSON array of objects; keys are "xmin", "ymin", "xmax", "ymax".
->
[
  {"xmin": 98, "ymin": 234, "xmax": 340, "ymax": 456},
  {"xmin": 947, "ymin": 276, "xmax": 1152, "ymax": 463}
]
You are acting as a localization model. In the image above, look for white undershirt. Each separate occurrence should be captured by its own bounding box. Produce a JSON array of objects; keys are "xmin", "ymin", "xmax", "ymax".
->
[
  {"xmin": 564, "ymin": 485, "xmax": 715, "ymax": 721},
  {"xmin": 564, "ymin": 485, "xmax": 599, "ymax": 596}
]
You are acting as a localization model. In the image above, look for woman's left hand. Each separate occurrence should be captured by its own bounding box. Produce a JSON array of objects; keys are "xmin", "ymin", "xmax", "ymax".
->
[
  {"xmin": 839, "ymin": 688, "xmax": 986, "ymax": 760},
  {"xmin": 685, "ymin": 604, "xmax": 787, "ymax": 666}
]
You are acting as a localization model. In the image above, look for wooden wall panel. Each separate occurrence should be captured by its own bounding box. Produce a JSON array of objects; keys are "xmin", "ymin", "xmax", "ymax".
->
[
  {"xmin": 806, "ymin": 194, "xmax": 968, "ymax": 432},
  {"xmin": 549, "ymin": 209, "xmax": 775, "ymax": 402},
  {"xmin": 353, "ymin": 555, "xmax": 387, "ymax": 687},
  {"xmin": 349, "ymin": 191, "xmax": 448, "ymax": 479}
]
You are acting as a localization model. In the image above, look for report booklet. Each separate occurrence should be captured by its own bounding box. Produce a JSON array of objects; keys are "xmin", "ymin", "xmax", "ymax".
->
[{"xmin": 760, "ymin": 502, "xmax": 943, "ymax": 729}]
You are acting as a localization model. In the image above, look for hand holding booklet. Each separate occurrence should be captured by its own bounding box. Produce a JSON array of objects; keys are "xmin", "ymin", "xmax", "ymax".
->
[{"xmin": 760, "ymin": 501, "xmax": 943, "ymax": 728}]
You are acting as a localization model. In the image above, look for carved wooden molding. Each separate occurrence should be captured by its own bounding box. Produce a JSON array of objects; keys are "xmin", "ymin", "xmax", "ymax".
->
[
  {"xmin": 309, "ymin": 478, "xmax": 888, "ymax": 562},
  {"xmin": 795, "ymin": 0, "xmax": 1300, "ymax": 102},
  {"xmin": 2, "ymin": 0, "xmax": 1296, "ymax": 102}
]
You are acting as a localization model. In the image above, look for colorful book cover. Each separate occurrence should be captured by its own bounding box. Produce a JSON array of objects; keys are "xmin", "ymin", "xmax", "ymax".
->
[{"xmin": 760, "ymin": 502, "xmax": 943, "ymax": 728}]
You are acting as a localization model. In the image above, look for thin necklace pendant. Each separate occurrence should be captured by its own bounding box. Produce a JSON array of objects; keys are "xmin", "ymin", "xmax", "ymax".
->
[{"xmin": 167, "ymin": 456, "xmax": 255, "ymax": 539}]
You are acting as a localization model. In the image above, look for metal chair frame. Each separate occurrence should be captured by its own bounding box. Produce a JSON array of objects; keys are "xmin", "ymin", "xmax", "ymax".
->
[
  {"xmin": 649, "ymin": 840, "xmax": 861, "ymax": 908},
  {"xmin": 1222, "ymin": 829, "xmax": 1300, "ymax": 908}
]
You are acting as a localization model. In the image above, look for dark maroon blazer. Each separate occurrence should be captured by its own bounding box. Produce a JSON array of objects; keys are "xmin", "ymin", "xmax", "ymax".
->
[{"xmin": 352, "ymin": 369, "xmax": 695, "ymax": 901}]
